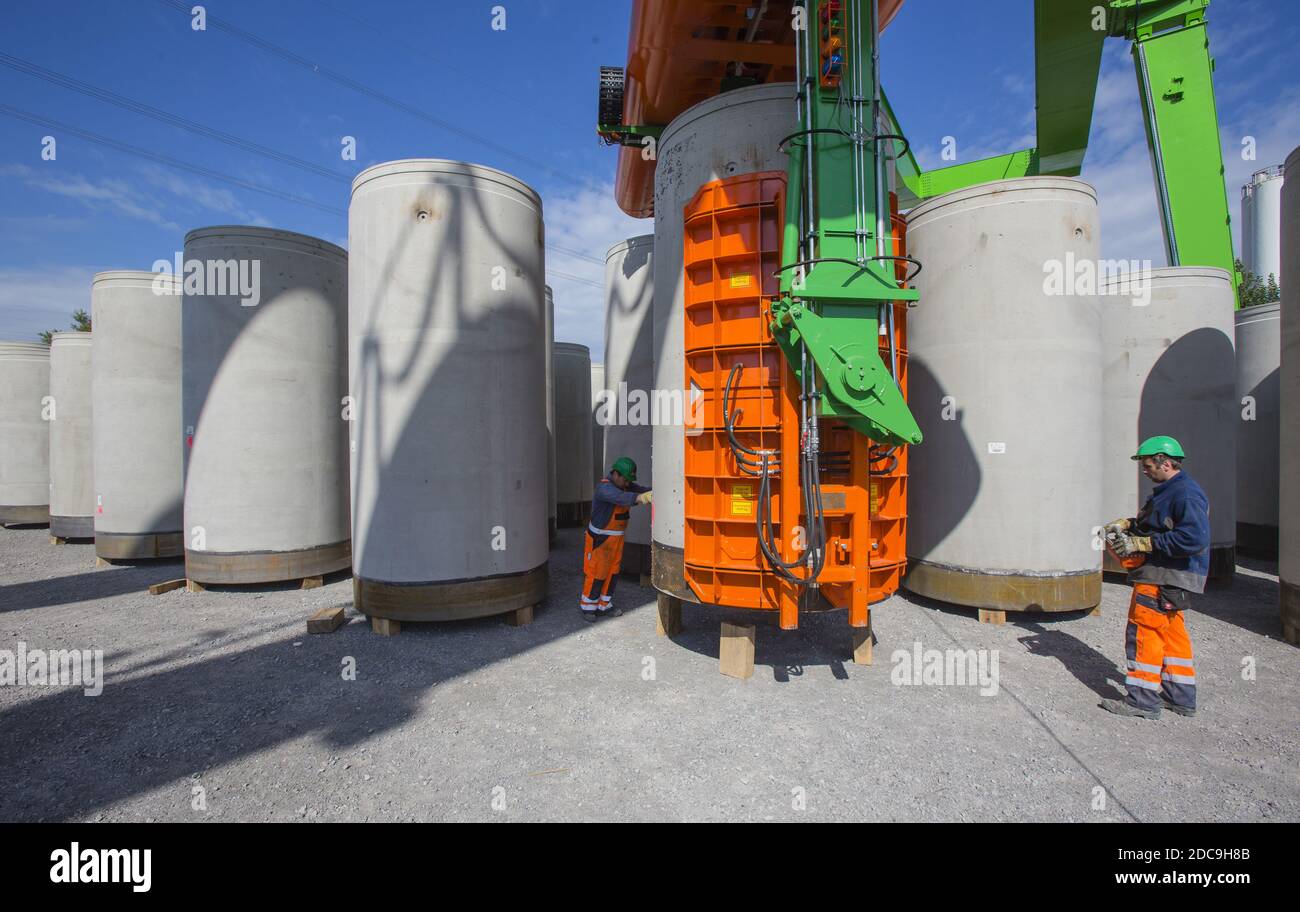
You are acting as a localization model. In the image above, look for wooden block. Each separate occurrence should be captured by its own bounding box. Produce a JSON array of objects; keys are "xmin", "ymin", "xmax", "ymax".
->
[
  {"xmin": 1284, "ymin": 622, "xmax": 1298, "ymax": 647},
  {"xmin": 371, "ymin": 617, "xmax": 400, "ymax": 636},
  {"xmin": 1088, "ymin": 605, "xmax": 1102, "ymax": 617},
  {"xmin": 656, "ymin": 593, "xmax": 683, "ymax": 636},
  {"xmin": 186, "ymin": 579, "xmax": 206, "ymax": 593},
  {"xmin": 301, "ymin": 575, "xmax": 324, "ymax": 590},
  {"xmin": 719, "ymin": 621, "xmax": 755, "ymax": 680},
  {"xmin": 307, "ymin": 606, "xmax": 346, "ymax": 634},
  {"xmin": 95, "ymin": 557, "xmax": 112, "ymax": 569},
  {"xmin": 978, "ymin": 609, "xmax": 1006, "ymax": 626},
  {"xmin": 851, "ymin": 627, "xmax": 873, "ymax": 666},
  {"xmin": 148, "ymin": 578, "xmax": 187, "ymax": 596},
  {"xmin": 639, "ymin": 574, "xmax": 652, "ymax": 588},
  {"xmin": 50, "ymin": 535, "xmax": 66, "ymax": 546},
  {"xmin": 504, "ymin": 604, "xmax": 534, "ymax": 627}
]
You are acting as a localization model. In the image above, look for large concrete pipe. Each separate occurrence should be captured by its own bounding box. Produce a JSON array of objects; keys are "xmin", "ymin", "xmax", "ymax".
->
[
  {"xmin": 1280, "ymin": 145, "xmax": 1300, "ymax": 646},
  {"xmin": 349, "ymin": 160, "xmax": 548, "ymax": 622},
  {"xmin": 182, "ymin": 226, "xmax": 350, "ymax": 584},
  {"xmin": 554, "ymin": 341, "xmax": 593, "ymax": 525},
  {"xmin": 603, "ymin": 234, "xmax": 654, "ymax": 576},
  {"xmin": 0, "ymin": 341, "xmax": 50, "ymax": 526},
  {"xmin": 590, "ymin": 361, "xmax": 606, "ymax": 490},
  {"xmin": 545, "ymin": 284, "xmax": 557, "ymax": 541},
  {"xmin": 651, "ymin": 82, "xmax": 793, "ymax": 602},
  {"xmin": 904, "ymin": 178, "xmax": 1104, "ymax": 612},
  {"xmin": 91, "ymin": 271, "xmax": 183, "ymax": 559},
  {"xmin": 48, "ymin": 332, "xmax": 94, "ymax": 539},
  {"xmin": 1101, "ymin": 268, "xmax": 1237, "ymax": 581},
  {"xmin": 1235, "ymin": 302, "xmax": 1280, "ymax": 556}
]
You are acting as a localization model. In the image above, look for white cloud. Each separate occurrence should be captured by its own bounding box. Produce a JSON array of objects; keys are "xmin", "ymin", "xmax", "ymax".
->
[
  {"xmin": 542, "ymin": 181, "xmax": 647, "ymax": 362},
  {"xmin": 0, "ymin": 265, "xmax": 96, "ymax": 342},
  {"xmin": 1, "ymin": 163, "xmax": 181, "ymax": 232}
]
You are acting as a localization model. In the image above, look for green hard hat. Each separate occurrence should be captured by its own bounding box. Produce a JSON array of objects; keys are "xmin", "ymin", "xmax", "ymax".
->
[
  {"xmin": 611, "ymin": 456, "xmax": 637, "ymax": 482},
  {"xmin": 1132, "ymin": 435, "xmax": 1185, "ymax": 460}
]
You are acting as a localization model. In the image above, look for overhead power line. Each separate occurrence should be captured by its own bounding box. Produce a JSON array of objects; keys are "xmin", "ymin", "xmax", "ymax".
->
[{"xmin": 153, "ymin": 0, "xmax": 582, "ymax": 188}]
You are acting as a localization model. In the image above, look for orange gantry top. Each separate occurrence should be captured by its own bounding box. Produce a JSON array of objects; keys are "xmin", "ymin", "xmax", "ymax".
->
[{"xmin": 613, "ymin": 0, "xmax": 906, "ymax": 217}]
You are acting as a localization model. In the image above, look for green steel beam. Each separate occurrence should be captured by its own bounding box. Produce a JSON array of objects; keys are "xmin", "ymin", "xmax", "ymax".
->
[{"xmin": 1035, "ymin": 0, "xmax": 1108, "ymax": 175}]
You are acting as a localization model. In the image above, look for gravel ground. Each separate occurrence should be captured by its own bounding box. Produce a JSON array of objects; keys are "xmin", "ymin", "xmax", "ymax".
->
[{"xmin": 0, "ymin": 524, "xmax": 1296, "ymax": 822}]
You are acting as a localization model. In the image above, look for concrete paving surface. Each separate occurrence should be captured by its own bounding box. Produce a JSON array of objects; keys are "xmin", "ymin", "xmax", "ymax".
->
[{"xmin": 0, "ymin": 525, "xmax": 1296, "ymax": 822}]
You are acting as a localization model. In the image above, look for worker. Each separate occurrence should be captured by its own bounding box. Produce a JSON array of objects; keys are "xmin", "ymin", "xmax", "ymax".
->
[
  {"xmin": 1102, "ymin": 435, "xmax": 1209, "ymax": 720},
  {"xmin": 579, "ymin": 456, "xmax": 651, "ymax": 622}
]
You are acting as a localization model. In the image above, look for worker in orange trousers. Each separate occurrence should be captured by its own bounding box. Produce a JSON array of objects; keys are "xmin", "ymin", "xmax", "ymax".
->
[{"xmin": 580, "ymin": 455, "xmax": 651, "ymax": 622}]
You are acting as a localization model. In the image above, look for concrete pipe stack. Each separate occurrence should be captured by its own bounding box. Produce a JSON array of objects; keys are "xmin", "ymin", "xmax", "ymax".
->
[
  {"xmin": 182, "ymin": 227, "xmax": 351, "ymax": 584},
  {"xmin": 48, "ymin": 332, "xmax": 94, "ymax": 539},
  {"xmin": 545, "ymin": 285, "xmax": 557, "ymax": 541},
  {"xmin": 554, "ymin": 341, "xmax": 593, "ymax": 525},
  {"xmin": 590, "ymin": 362, "xmax": 605, "ymax": 489},
  {"xmin": 603, "ymin": 234, "xmax": 655, "ymax": 576},
  {"xmin": 651, "ymin": 82, "xmax": 793, "ymax": 602},
  {"xmin": 1235, "ymin": 302, "xmax": 1281, "ymax": 556},
  {"xmin": 349, "ymin": 159, "xmax": 548, "ymax": 622},
  {"xmin": 1280, "ymin": 145, "xmax": 1300, "ymax": 646},
  {"xmin": 91, "ymin": 271, "xmax": 184, "ymax": 558},
  {"xmin": 904, "ymin": 177, "xmax": 1103, "ymax": 612},
  {"xmin": 0, "ymin": 341, "xmax": 51, "ymax": 526},
  {"xmin": 1101, "ymin": 268, "xmax": 1237, "ymax": 580}
]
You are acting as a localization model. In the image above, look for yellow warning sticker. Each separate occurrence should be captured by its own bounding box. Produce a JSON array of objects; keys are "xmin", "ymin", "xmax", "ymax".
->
[
  {"xmin": 730, "ymin": 483, "xmax": 755, "ymax": 516},
  {"xmin": 729, "ymin": 274, "xmax": 753, "ymax": 288},
  {"xmin": 870, "ymin": 483, "xmax": 879, "ymax": 517}
]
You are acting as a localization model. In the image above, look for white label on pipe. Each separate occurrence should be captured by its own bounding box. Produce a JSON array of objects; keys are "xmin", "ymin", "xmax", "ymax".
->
[{"xmin": 987, "ymin": 442, "xmax": 1006, "ymax": 454}]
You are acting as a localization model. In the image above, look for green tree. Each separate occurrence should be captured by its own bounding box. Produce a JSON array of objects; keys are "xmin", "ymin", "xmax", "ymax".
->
[
  {"xmin": 1236, "ymin": 258, "xmax": 1281, "ymax": 309},
  {"xmin": 39, "ymin": 308, "xmax": 91, "ymax": 346}
]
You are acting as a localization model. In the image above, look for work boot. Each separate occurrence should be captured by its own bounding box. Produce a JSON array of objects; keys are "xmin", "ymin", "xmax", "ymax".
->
[
  {"xmin": 1161, "ymin": 695, "xmax": 1197, "ymax": 717},
  {"xmin": 597, "ymin": 605, "xmax": 624, "ymax": 618},
  {"xmin": 1100, "ymin": 697, "xmax": 1161, "ymax": 720},
  {"xmin": 579, "ymin": 608, "xmax": 597, "ymax": 624}
]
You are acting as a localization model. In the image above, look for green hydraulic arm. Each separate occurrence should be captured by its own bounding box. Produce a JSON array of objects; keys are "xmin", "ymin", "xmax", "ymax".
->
[{"xmin": 770, "ymin": 0, "xmax": 922, "ymax": 449}]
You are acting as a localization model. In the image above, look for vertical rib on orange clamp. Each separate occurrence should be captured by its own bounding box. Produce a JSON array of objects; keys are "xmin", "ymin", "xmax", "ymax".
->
[{"xmin": 681, "ymin": 173, "xmax": 911, "ymax": 632}]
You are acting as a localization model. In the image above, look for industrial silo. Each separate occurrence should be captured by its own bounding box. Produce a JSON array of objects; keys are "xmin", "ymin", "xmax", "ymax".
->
[
  {"xmin": 554, "ymin": 341, "xmax": 593, "ymax": 525},
  {"xmin": 1280, "ymin": 145, "xmax": 1300, "ymax": 646},
  {"xmin": 0, "ymin": 341, "xmax": 50, "ymax": 526},
  {"xmin": 48, "ymin": 332, "xmax": 94, "ymax": 539},
  {"xmin": 545, "ymin": 285, "xmax": 557, "ymax": 541},
  {"xmin": 590, "ymin": 361, "xmax": 605, "ymax": 488},
  {"xmin": 1101, "ymin": 268, "xmax": 1237, "ymax": 580},
  {"xmin": 603, "ymin": 234, "xmax": 654, "ymax": 576},
  {"xmin": 92, "ymin": 271, "xmax": 183, "ymax": 559},
  {"xmin": 349, "ymin": 159, "xmax": 548, "ymax": 623},
  {"xmin": 1242, "ymin": 165, "xmax": 1285, "ymax": 286},
  {"xmin": 182, "ymin": 226, "xmax": 350, "ymax": 584},
  {"xmin": 651, "ymin": 82, "xmax": 792, "ymax": 603},
  {"xmin": 1234, "ymin": 302, "xmax": 1280, "ymax": 557},
  {"xmin": 904, "ymin": 178, "xmax": 1103, "ymax": 613}
]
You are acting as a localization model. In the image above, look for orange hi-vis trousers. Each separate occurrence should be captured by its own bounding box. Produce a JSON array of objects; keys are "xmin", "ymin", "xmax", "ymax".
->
[
  {"xmin": 1124, "ymin": 582, "xmax": 1197, "ymax": 712},
  {"xmin": 580, "ymin": 498, "xmax": 630, "ymax": 614}
]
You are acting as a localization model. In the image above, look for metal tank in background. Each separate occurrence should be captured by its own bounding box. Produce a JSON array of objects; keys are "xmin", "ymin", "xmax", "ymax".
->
[
  {"xmin": 349, "ymin": 159, "xmax": 548, "ymax": 624},
  {"xmin": 48, "ymin": 332, "xmax": 94, "ymax": 539},
  {"xmin": 1101, "ymin": 268, "xmax": 1237, "ymax": 580},
  {"xmin": 1242, "ymin": 165, "xmax": 1285, "ymax": 286},
  {"xmin": 182, "ymin": 226, "xmax": 351, "ymax": 585},
  {"xmin": 903, "ymin": 177, "xmax": 1104, "ymax": 613},
  {"xmin": 651, "ymin": 82, "xmax": 793, "ymax": 602},
  {"xmin": 554, "ymin": 341, "xmax": 593, "ymax": 525},
  {"xmin": 1235, "ymin": 302, "xmax": 1280, "ymax": 556},
  {"xmin": 0, "ymin": 341, "xmax": 51, "ymax": 526},
  {"xmin": 91, "ymin": 271, "xmax": 184, "ymax": 559},
  {"xmin": 603, "ymin": 234, "xmax": 654, "ymax": 577},
  {"xmin": 1279, "ymin": 145, "xmax": 1300, "ymax": 646}
]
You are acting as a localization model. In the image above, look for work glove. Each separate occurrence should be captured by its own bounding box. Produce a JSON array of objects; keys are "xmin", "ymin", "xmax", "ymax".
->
[
  {"xmin": 1113, "ymin": 533, "xmax": 1152, "ymax": 557},
  {"xmin": 1104, "ymin": 517, "xmax": 1132, "ymax": 535},
  {"xmin": 636, "ymin": 491, "xmax": 652, "ymax": 505}
]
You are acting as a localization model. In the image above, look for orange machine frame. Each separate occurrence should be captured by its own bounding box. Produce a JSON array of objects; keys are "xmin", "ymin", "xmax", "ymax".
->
[{"xmin": 680, "ymin": 171, "xmax": 911, "ymax": 631}]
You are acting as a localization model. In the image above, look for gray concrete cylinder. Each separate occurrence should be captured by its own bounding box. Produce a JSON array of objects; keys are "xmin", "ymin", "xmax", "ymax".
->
[
  {"xmin": 1101, "ymin": 268, "xmax": 1237, "ymax": 580},
  {"xmin": 48, "ymin": 332, "xmax": 94, "ymax": 538},
  {"xmin": 554, "ymin": 341, "xmax": 593, "ymax": 524},
  {"xmin": 545, "ymin": 284, "xmax": 557, "ymax": 540},
  {"xmin": 590, "ymin": 361, "xmax": 606, "ymax": 488},
  {"xmin": 651, "ymin": 82, "xmax": 793, "ymax": 601},
  {"xmin": 1280, "ymin": 145, "xmax": 1300, "ymax": 645},
  {"xmin": 182, "ymin": 226, "xmax": 350, "ymax": 584},
  {"xmin": 0, "ymin": 341, "xmax": 50, "ymax": 525},
  {"xmin": 349, "ymin": 159, "xmax": 548, "ymax": 621},
  {"xmin": 603, "ymin": 234, "xmax": 655, "ymax": 573},
  {"xmin": 91, "ymin": 271, "xmax": 183, "ymax": 558},
  {"xmin": 903, "ymin": 177, "xmax": 1103, "ymax": 611},
  {"xmin": 1235, "ymin": 302, "xmax": 1280, "ymax": 556}
]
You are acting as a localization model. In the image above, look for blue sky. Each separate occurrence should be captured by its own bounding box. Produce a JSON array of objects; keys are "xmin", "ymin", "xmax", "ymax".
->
[{"xmin": 1, "ymin": 0, "xmax": 1297, "ymax": 356}]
